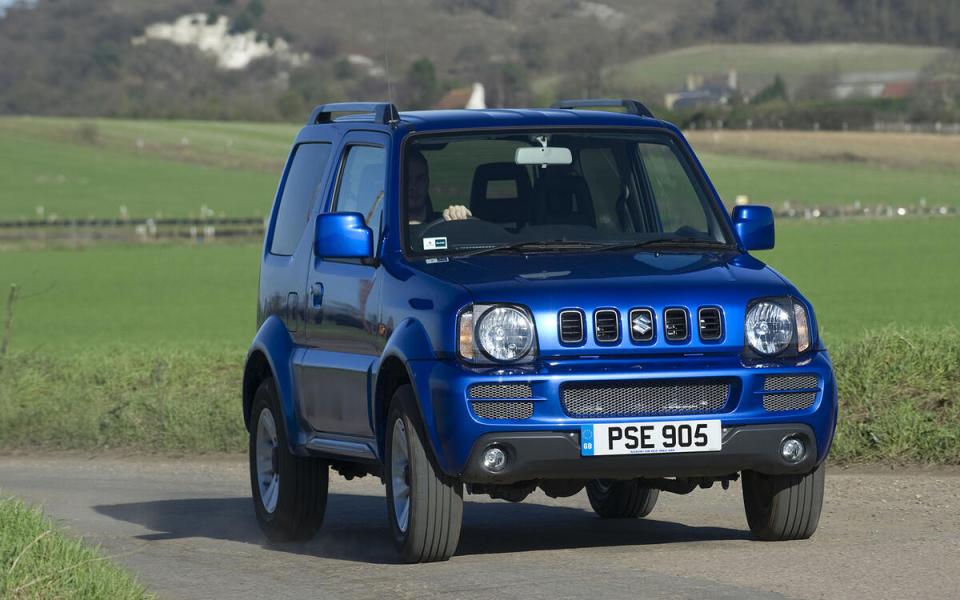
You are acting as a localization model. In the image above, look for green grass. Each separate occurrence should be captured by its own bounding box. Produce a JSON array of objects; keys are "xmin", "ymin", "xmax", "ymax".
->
[
  {"xmin": 0, "ymin": 242, "xmax": 259, "ymax": 352},
  {"xmin": 4, "ymin": 115, "xmax": 960, "ymax": 219},
  {"xmin": 0, "ymin": 118, "xmax": 288, "ymax": 220},
  {"xmin": 1, "ymin": 330, "xmax": 956, "ymax": 463},
  {"xmin": 0, "ymin": 349, "xmax": 245, "ymax": 453},
  {"xmin": 0, "ymin": 497, "xmax": 150, "ymax": 599},
  {"xmin": 701, "ymin": 152, "xmax": 960, "ymax": 208},
  {"xmin": 830, "ymin": 329, "xmax": 960, "ymax": 464},
  {"xmin": 1, "ymin": 219, "xmax": 956, "ymax": 352},
  {"xmin": 755, "ymin": 218, "xmax": 960, "ymax": 340}
]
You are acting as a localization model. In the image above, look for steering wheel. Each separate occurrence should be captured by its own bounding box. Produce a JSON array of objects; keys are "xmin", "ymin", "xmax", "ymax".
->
[{"xmin": 419, "ymin": 216, "xmax": 476, "ymax": 239}]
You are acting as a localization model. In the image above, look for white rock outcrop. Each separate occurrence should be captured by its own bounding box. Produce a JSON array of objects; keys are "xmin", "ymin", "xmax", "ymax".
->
[{"xmin": 132, "ymin": 13, "xmax": 309, "ymax": 70}]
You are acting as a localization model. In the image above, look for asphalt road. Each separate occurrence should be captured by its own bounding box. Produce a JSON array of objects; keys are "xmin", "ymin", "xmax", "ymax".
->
[{"xmin": 1, "ymin": 456, "xmax": 958, "ymax": 600}]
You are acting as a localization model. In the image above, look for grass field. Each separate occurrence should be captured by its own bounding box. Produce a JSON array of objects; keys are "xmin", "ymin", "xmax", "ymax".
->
[
  {"xmin": 0, "ymin": 219, "xmax": 956, "ymax": 352},
  {"xmin": 0, "ymin": 497, "xmax": 150, "ymax": 599},
  {"xmin": 0, "ymin": 116, "xmax": 957, "ymax": 463},
  {"xmin": 535, "ymin": 43, "xmax": 947, "ymax": 98},
  {"xmin": 3, "ymin": 117, "xmax": 960, "ymax": 220},
  {"xmin": 0, "ymin": 117, "xmax": 288, "ymax": 221}
]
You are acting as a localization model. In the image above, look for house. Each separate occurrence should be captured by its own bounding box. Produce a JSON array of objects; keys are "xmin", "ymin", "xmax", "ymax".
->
[{"xmin": 664, "ymin": 68, "xmax": 738, "ymax": 110}]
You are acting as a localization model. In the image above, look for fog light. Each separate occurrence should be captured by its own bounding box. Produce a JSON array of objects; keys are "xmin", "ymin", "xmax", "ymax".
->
[
  {"xmin": 780, "ymin": 437, "xmax": 805, "ymax": 463},
  {"xmin": 481, "ymin": 446, "xmax": 507, "ymax": 473}
]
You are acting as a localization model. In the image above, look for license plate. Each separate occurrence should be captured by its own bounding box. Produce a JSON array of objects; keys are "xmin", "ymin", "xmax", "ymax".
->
[{"xmin": 580, "ymin": 420, "xmax": 722, "ymax": 456}]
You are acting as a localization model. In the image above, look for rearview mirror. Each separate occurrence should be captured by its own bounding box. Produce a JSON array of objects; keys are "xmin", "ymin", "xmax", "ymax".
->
[
  {"xmin": 315, "ymin": 212, "xmax": 373, "ymax": 259},
  {"xmin": 732, "ymin": 205, "xmax": 775, "ymax": 251},
  {"xmin": 515, "ymin": 146, "xmax": 573, "ymax": 167}
]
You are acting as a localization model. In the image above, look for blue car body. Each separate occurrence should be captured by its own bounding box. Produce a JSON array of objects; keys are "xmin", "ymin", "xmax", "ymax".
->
[{"xmin": 243, "ymin": 104, "xmax": 837, "ymax": 485}]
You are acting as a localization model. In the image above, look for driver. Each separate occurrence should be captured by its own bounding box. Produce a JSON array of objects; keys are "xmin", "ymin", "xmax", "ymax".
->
[{"xmin": 407, "ymin": 150, "xmax": 472, "ymax": 224}]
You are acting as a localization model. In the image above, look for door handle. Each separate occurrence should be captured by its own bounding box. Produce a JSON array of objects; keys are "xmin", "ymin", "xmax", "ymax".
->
[{"xmin": 311, "ymin": 282, "xmax": 324, "ymax": 307}]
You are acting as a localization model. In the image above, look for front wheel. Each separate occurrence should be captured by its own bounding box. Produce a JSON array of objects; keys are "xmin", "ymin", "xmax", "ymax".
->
[
  {"xmin": 586, "ymin": 479, "xmax": 659, "ymax": 519},
  {"xmin": 742, "ymin": 464, "xmax": 825, "ymax": 541},
  {"xmin": 385, "ymin": 385, "xmax": 463, "ymax": 563},
  {"xmin": 249, "ymin": 379, "xmax": 329, "ymax": 542}
]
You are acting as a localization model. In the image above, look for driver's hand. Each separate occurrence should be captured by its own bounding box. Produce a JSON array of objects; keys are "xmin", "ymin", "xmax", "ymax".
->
[{"xmin": 442, "ymin": 205, "xmax": 472, "ymax": 221}]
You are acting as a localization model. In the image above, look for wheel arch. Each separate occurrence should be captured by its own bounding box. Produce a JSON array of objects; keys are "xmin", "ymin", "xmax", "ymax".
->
[
  {"xmin": 243, "ymin": 315, "xmax": 300, "ymax": 450},
  {"xmin": 372, "ymin": 317, "xmax": 450, "ymax": 475}
]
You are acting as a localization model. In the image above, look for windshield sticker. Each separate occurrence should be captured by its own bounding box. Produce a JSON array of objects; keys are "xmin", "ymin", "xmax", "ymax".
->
[
  {"xmin": 425, "ymin": 257, "xmax": 449, "ymax": 264},
  {"xmin": 423, "ymin": 237, "xmax": 447, "ymax": 251}
]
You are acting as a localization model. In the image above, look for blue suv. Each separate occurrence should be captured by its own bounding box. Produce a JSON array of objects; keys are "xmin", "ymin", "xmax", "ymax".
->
[{"xmin": 243, "ymin": 99, "xmax": 837, "ymax": 562}]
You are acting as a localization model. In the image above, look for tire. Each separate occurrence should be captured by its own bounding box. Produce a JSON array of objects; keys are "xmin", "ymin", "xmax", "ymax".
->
[
  {"xmin": 742, "ymin": 463, "xmax": 825, "ymax": 541},
  {"xmin": 249, "ymin": 378, "xmax": 328, "ymax": 542},
  {"xmin": 385, "ymin": 385, "xmax": 463, "ymax": 563},
  {"xmin": 586, "ymin": 479, "xmax": 659, "ymax": 519}
]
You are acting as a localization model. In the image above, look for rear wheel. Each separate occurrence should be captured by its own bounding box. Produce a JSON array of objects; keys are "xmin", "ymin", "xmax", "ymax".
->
[
  {"xmin": 586, "ymin": 479, "xmax": 659, "ymax": 519},
  {"xmin": 742, "ymin": 464, "xmax": 825, "ymax": 541},
  {"xmin": 385, "ymin": 385, "xmax": 463, "ymax": 563},
  {"xmin": 249, "ymin": 379, "xmax": 328, "ymax": 542}
]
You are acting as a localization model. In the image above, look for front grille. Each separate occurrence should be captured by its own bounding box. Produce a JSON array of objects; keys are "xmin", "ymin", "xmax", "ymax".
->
[
  {"xmin": 594, "ymin": 309, "xmax": 620, "ymax": 343},
  {"xmin": 471, "ymin": 401, "xmax": 534, "ymax": 420},
  {"xmin": 561, "ymin": 380, "xmax": 730, "ymax": 417},
  {"xmin": 629, "ymin": 308, "xmax": 655, "ymax": 342},
  {"xmin": 468, "ymin": 383, "xmax": 533, "ymax": 399},
  {"xmin": 763, "ymin": 392, "xmax": 816, "ymax": 412},
  {"xmin": 764, "ymin": 375, "xmax": 819, "ymax": 391},
  {"xmin": 558, "ymin": 310, "xmax": 585, "ymax": 344},
  {"xmin": 698, "ymin": 307, "xmax": 723, "ymax": 341},
  {"xmin": 664, "ymin": 308, "xmax": 689, "ymax": 341}
]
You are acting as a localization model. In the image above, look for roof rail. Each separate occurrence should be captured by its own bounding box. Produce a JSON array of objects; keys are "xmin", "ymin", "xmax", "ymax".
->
[
  {"xmin": 307, "ymin": 102, "xmax": 400, "ymax": 125},
  {"xmin": 550, "ymin": 98, "xmax": 654, "ymax": 118}
]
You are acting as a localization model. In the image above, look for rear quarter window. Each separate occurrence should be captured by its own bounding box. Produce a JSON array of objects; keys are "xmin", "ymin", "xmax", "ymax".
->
[{"xmin": 270, "ymin": 143, "xmax": 332, "ymax": 256}]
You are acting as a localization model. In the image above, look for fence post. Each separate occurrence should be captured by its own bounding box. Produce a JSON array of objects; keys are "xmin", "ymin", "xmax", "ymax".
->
[{"xmin": 1, "ymin": 284, "xmax": 17, "ymax": 356}]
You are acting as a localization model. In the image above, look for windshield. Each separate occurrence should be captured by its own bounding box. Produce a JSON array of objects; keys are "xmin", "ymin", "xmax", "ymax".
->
[{"xmin": 403, "ymin": 130, "xmax": 734, "ymax": 256}]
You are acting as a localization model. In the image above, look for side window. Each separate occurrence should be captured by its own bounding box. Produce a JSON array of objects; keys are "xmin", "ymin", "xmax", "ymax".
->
[
  {"xmin": 637, "ymin": 143, "xmax": 709, "ymax": 234},
  {"xmin": 333, "ymin": 146, "xmax": 386, "ymax": 250},
  {"xmin": 271, "ymin": 143, "xmax": 332, "ymax": 256}
]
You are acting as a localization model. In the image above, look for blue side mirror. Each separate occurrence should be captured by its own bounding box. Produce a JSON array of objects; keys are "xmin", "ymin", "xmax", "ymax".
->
[
  {"xmin": 315, "ymin": 212, "xmax": 373, "ymax": 259},
  {"xmin": 732, "ymin": 205, "xmax": 775, "ymax": 251}
]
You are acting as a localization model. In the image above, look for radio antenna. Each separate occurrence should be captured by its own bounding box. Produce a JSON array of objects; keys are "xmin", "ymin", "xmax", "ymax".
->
[{"xmin": 378, "ymin": 0, "xmax": 394, "ymax": 105}]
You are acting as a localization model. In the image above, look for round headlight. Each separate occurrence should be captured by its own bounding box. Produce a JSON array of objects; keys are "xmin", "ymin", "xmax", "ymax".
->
[
  {"xmin": 476, "ymin": 306, "xmax": 534, "ymax": 361},
  {"xmin": 745, "ymin": 301, "xmax": 794, "ymax": 355}
]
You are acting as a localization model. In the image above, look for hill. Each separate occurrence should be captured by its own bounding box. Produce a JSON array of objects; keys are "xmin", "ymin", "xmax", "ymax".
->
[{"xmin": 0, "ymin": 0, "xmax": 957, "ymax": 119}]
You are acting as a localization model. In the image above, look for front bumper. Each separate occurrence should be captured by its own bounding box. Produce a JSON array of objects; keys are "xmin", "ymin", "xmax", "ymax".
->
[
  {"xmin": 407, "ymin": 351, "xmax": 838, "ymax": 481},
  {"xmin": 462, "ymin": 423, "xmax": 817, "ymax": 484}
]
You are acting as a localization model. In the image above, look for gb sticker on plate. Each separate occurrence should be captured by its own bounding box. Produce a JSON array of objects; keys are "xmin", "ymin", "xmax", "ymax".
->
[{"xmin": 423, "ymin": 237, "xmax": 447, "ymax": 251}]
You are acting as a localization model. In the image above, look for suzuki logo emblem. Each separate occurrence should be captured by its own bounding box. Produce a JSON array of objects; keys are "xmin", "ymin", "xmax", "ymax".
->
[{"xmin": 632, "ymin": 312, "xmax": 652, "ymax": 335}]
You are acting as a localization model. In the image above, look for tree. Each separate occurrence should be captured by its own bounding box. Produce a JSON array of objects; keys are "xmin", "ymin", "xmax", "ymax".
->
[
  {"xmin": 405, "ymin": 58, "xmax": 440, "ymax": 109},
  {"xmin": 752, "ymin": 74, "xmax": 788, "ymax": 104}
]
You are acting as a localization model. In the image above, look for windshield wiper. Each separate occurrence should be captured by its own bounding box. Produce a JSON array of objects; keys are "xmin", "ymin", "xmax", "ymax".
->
[
  {"xmin": 457, "ymin": 239, "xmax": 608, "ymax": 258},
  {"xmin": 590, "ymin": 237, "xmax": 734, "ymax": 253}
]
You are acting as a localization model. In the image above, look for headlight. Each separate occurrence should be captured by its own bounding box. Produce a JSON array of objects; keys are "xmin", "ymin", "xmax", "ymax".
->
[
  {"xmin": 458, "ymin": 304, "xmax": 536, "ymax": 363},
  {"xmin": 745, "ymin": 301, "xmax": 794, "ymax": 355},
  {"xmin": 477, "ymin": 306, "xmax": 534, "ymax": 361}
]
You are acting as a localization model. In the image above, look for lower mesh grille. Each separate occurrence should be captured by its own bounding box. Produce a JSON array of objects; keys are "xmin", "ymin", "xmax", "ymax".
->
[
  {"xmin": 471, "ymin": 401, "xmax": 534, "ymax": 420},
  {"xmin": 468, "ymin": 384, "xmax": 533, "ymax": 399},
  {"xmin": 764, "ymin": 375, "xmax": 819, "ymax": 391},
  {"xmin": 560, "ymin": 380, "xmax": 730, "ymax": 418},
  {"xmin": 763, "ymin": 392, "xmax": 817, "ymax": 412}
]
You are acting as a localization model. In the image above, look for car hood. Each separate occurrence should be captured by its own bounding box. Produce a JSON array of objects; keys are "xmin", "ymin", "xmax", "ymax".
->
[{"xmin": 410, "ymin": 249, "xmax": 793, "ymax": 357}]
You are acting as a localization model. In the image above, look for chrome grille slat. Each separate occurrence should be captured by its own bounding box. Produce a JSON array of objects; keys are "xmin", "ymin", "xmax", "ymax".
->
[
  {"xmin": 561, "ymin": 380, "xmax": 730, "ymax": 417},
  {"xmin": 594, "ymin": 309, "xmax": 620, "ymax": 343},
  {"xmin": 763, "ymin": 392, "xmax": 816, "ymax": 412},
  {"xmin": 471, "ymin": 401, "xmax": 534, "ymax": 420},
  {"xmin": 664, "ymin": 308, "xmax": 689, "ymax": 341},
  {"xmin": 468, "ymin": 383, "xmax": 533, "ymax": 399},
  {"xmin": 698, "ymin": 307, "xmax": 723, "ymax": 341},
  {"xmin": 764, "ymin": 375, "xmax": 819, "ymax": 391},
  {"xmin": 559, "ymin": 310, "xmax": 585, "ymax": 344}
]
